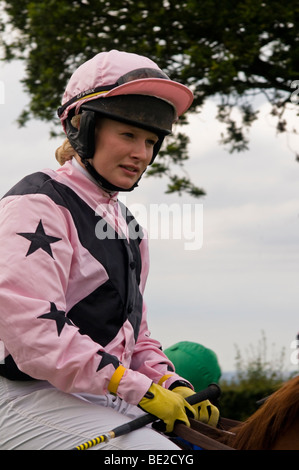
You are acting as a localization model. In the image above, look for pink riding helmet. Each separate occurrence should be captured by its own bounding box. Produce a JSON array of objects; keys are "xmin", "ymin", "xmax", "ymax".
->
[
  {"xmin": 57, "ymin": 50, "xmax": 194, "ymax": 192},
  {"xmin": 58, "ymin": 49, "xmax": 194, "ymax": 129}
]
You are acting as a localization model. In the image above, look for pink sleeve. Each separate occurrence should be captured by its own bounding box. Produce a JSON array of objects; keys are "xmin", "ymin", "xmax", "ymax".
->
[{"xmin": 130, "ymin": 302, "xmax": 191, "ymax": 390}]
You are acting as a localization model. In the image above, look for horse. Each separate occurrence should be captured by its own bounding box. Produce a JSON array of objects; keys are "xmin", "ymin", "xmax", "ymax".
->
[
  {"xmin": 173, "ymin": 375, "xmax": 299, "ymax": 450},
  {"xmin": 223, "ymin": 374, "xmax": 299, "ymax": 450}
]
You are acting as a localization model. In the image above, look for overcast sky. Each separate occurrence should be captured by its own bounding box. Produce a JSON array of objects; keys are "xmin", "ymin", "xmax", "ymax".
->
[{"xmin": 1, "ymin": 59, "xmax": 299, "ymax": 375}]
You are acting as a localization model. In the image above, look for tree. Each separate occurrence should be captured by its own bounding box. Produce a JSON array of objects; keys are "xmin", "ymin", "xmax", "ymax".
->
[{"xmin": 1, "ymin": 0, "xmax": 298, "ymax": 196}]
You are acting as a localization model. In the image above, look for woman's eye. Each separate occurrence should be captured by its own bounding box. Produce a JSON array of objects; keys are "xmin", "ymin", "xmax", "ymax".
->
[
  {"xmin": 123, "ymin": 132, "xmax": 134, "ymax": 138},
  {"xmin": 147, "ymin": 138, "xmax": 159, "ymax": 146},
  {"xmin": 121, "ymin": 131, "xmax": 158, "ymax": 146}
]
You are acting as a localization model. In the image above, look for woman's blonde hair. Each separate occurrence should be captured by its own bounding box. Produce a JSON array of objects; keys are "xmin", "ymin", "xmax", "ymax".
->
[{"xmin": 55, "ymin": 114, "xmax": 81, "ymax": 165}]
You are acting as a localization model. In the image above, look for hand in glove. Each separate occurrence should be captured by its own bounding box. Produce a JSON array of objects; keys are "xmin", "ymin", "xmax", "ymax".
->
[
  {"xmin": 138, "ymin": 382, "xmax": 196, "ymax": 433},
  {"xmin": 172, "ymin": 386, "xmax": 219, "ymax": 427}
]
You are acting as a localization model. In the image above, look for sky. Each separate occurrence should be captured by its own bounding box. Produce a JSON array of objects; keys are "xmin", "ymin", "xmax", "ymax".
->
[{"xmin": 0, "ymin": 59, "xmax": 299, "ymax": 375}]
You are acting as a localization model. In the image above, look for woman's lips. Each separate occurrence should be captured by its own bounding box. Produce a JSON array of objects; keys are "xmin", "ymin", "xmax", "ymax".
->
[{"xmin": 120, "ymin": 165, "xmax": 139, "ymax": 175}]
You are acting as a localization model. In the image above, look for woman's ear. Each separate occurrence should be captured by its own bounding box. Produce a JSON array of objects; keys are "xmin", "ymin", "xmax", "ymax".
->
[{"xmin": 65, "ymin": 110, "xmax": 96, "ymax": 161}]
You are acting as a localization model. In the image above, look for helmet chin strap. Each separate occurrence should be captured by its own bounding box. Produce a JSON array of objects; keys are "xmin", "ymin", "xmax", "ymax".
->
[{"xmin": 82, "ymin": 159, "xmax": 142, "ymax": 193}]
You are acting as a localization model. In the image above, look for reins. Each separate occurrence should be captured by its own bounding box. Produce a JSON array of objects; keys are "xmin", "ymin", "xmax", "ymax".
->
[
  {"xmin": 173, "ymin": 417, "xmax": 238, "ymax": 450},
  {"xmin": 70, "ymin": 383, "xmax": 221, "ymax": 450}
]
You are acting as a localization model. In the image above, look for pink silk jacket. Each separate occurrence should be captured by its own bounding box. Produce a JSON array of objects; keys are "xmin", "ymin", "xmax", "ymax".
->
[{"xmin": 0, "ymin": 161, "xmax": 187, "ymax": 405}]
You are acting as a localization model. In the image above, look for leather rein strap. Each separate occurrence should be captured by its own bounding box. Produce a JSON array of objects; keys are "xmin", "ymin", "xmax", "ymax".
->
[{"xmin": 173, "ymin": 417, "xmax": 239, "ymax": 450}]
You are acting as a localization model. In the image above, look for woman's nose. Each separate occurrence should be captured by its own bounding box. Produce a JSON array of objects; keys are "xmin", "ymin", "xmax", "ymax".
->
[{"xmin": 131, "ymin": 140, "xmax": 152, "ymax": 162}]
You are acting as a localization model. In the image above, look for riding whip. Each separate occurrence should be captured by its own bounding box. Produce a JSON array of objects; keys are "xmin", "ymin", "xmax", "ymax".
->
[{"xmin": 70, "ymin": 382, "xmax": 221, "ymax": 450}]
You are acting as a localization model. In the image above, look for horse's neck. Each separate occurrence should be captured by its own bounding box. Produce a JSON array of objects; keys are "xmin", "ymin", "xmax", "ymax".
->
[{"xmin": 271, "ymin": 420, "xmax": 299, "ymax": 450}]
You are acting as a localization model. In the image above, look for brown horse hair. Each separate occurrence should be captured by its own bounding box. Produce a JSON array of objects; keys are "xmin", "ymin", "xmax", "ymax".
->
[{"xmin": 223, "ymin": 375, "xmax": 299, "ymax": 450}]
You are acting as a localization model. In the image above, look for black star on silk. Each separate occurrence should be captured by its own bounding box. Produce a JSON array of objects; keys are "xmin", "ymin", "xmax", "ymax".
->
[
  {"xmin": 17, "ymin": 219, "xmax": 61, "ymax": 258},
  {"xmin": 96, "ymin": 351, "xmax": 120, "ymax": 372},
  {"xmin": 38, "ymin": 302, "xmax": 73, "ymax": 336}
]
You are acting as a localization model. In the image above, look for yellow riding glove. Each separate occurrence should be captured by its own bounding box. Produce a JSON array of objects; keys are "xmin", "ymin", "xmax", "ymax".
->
[
  {"xmin": 138, "ymin": 383, "xmax": 197, "ymax": 433},
  {"xmin": 172, "ymin": 386, "xmax": 220, "ymax": 427}
]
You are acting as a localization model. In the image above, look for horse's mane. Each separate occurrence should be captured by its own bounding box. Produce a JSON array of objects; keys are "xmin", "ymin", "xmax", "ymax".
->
[{"xmin": 223, "ymin": 375, "xmax": 299, "ymax": 450}]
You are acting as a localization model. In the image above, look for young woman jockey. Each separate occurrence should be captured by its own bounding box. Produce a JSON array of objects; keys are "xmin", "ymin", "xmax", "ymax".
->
[{"xmin": 0, "ymin": 50, "xmax": 219, "ymax": 450}]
